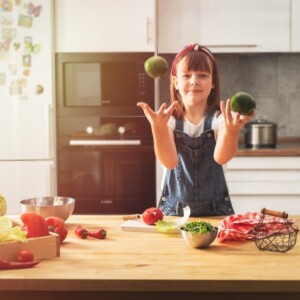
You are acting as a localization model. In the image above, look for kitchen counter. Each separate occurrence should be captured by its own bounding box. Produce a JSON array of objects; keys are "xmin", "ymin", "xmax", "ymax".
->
[
  {"xmin": 1, "ymin": 214, "xmax": 300, "ymax": 300},
  {"xmin": 237, "ymin": 136, "xmax": 300, "ymax": 156}
]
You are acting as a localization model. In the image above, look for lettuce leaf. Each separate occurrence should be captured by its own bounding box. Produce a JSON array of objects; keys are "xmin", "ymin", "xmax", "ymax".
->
[
  {"xmin": 155, "ymin": 220, "xmax": 179, "ymax": 233},
  {"xmin": 0, "ymin": 216, "xmax": 27, "ymax": 243}
]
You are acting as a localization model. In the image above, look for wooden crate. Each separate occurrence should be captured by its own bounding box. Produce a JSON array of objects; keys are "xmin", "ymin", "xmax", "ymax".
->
[{"xmin": 0, "ymin": 233, "xmax": 60, "ymax": 261}]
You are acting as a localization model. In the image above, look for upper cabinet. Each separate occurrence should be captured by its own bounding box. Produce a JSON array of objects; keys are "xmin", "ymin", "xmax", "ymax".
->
[
  {"xmin": 292, "ymin": 0, "xmax": 300, "ymax": 51},
  {"xmin": 54, "ymin": 0, "xmax": 155, "ymax": 52},
  {"xmin": 158, "ymin": 0, "xmax": 291, "ymax": 53}
]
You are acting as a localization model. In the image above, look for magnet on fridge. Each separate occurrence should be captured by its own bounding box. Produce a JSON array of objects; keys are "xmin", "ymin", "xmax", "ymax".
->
[{"xmin": 35, "ymin": 85, "xmax": 44, "ymax": 94}]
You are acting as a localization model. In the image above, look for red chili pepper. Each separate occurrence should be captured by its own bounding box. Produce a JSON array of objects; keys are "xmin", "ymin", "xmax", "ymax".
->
[
  {"xmin": 0, "ymin": 259, "xmax": 40, "ymax": 270},
  {"xmin": 75, "ymin": 225, "xmax": 88, "ymax": 239},
  {"xmin": 45, "ymin": 216, "xmax": 68, "ymax": 243},
  {"xmin": 20, "ymin": 212, "xmax": 49, "ymax": 238},
  {"xmin": 87, "ymin": 228, "xmax": 107, "ymax": 239}
]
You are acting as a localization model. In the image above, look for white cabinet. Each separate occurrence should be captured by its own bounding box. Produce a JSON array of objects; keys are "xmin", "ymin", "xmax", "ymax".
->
[
  {"xmin": 225, "ymin": 157, "xmax": 300, "ymax": 214},
  {"xmin": 158, "ymin": 0, "xmax": 290, "ymax": 53},
  {"xmin": 291, "ymin": 0, "xmax": 300, "ymax": 51},
  {"xmin": 0, "ymin": 161, "xmax": 56, "ymax": 214},
  {"xmin": 54, "ymin": 0, "xmax": 155, "ymax": 52}
]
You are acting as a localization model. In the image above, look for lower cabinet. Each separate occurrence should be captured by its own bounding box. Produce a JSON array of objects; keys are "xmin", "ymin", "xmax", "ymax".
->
[{"xmin": 225, "ymin": 157, "xmax": 300, "ymax": 215}]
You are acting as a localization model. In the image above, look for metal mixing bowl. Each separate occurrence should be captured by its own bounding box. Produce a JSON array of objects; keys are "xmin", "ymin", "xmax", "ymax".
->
[
  {"xmin": 181, "ymin": 229, "xmax": 217, "ymax": 248},
  {"xmin": 20, "ymin": 197, "xmax": 75, "ymax": 221}
]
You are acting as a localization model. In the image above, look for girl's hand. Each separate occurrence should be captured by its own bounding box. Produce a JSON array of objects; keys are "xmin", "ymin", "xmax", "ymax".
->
[
  {"xmin": 220, "ymin": 99, "xmax": 254, "ymax": 136},
  {"xmin": 136, "ymin": 101, "xmax": 178, "ymax": 128}
]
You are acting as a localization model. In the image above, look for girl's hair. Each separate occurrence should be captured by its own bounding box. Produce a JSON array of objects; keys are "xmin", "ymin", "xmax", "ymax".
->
[{"xmin": 170, "ymin": 44, "xmax": 220, "ymax": 119}]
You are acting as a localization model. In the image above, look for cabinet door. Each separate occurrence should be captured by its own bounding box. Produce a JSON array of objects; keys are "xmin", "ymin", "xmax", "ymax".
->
[
  {"xmin": 158, "ymin": 0, "xmax": 290, "ymax": 53},
  {"xmin": 291, "ymin": 0, "xmax": 300, "ymax": 51},
  {"xmin": 225, "ymin": 157, "xmax": 300, "ymax": 214},
  {"xmin": 0, "ymin": 161, "xmax": 56, "ymax": 214},
  {"xmin": 55, "ymin": 0, "xmax": 155, "ymax": 52}
]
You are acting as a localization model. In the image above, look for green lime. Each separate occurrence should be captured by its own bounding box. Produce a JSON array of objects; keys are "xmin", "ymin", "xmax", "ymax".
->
[
  {"xmin": 230, "ymin": 92, "xmax": 256, "ymax": 115},
  {"xmin": 144, "ymin": 55, "xmax": 168, "ymax": 79},
  {"xmin": 0, "ymin": 193, "xmax": 7, "ymax": 216}
]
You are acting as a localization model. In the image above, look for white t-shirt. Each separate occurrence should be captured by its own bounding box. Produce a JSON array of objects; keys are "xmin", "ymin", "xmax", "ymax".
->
[{"xmin": 167, "ymin": 111, "xmax": 224, "ymax": 138}]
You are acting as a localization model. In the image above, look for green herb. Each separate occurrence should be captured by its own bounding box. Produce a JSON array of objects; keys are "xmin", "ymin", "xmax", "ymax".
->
[{"xmin": 181, "ymin": 221, "xmax": 217, "ymax": 236}]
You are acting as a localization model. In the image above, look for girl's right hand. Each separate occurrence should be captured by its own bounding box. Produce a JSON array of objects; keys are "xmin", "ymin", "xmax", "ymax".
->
[{"xmin": 136, "ymin": 101, "xmax": 178, "ymax": 128}]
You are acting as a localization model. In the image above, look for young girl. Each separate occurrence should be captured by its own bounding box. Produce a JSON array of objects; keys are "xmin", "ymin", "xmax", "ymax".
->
[{"xmin": 137, "ymin": 44, "xmax": 254, "ymax": 216}]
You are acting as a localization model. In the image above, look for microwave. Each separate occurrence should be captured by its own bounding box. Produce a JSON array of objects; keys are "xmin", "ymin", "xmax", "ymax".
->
[{"xmin": 55, "ymin": 53, "xmax": 155, "ymax": 116}]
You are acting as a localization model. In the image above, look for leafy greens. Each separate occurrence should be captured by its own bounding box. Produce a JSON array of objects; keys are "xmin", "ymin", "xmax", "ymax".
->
[{"xmin": 0, "ymin": 216, "xmax": 27, "ymax": 243}]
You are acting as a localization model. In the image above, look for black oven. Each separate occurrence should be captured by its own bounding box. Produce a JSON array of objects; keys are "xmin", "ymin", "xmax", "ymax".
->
[{"xmin": 56, "ymin": 53, "xmax": 156, "ymax": 214}]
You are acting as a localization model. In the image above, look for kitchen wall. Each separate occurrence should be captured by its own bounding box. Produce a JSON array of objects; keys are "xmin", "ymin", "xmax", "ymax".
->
[{"xmin": 159, "ymin": 53, "xmax": 300, "ymax": 137}]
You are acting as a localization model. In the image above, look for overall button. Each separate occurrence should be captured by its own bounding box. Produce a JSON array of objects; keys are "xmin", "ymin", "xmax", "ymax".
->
[
  {"xmin": 207, "ymin": 132, "xmax": 212, "ymax": 138},
  {"xmin": 161, "ymin": 197, "xmax": 166, "ymax": 202},
  {"xmin": 176, "ymin": 133, "xmax": 181, "ymax": 139},
  {"xmin": 225, "ymin": 196, "xmax": 230, "ymax": 201}
]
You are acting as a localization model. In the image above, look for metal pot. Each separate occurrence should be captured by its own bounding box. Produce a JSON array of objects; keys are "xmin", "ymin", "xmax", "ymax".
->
[{"xmin": 244, "ymin": 119, "xmax": 277, "ymax": 148}]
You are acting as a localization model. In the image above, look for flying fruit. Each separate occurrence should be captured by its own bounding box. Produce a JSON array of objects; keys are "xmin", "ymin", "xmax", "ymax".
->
[
  {"xmin": 230, "ymin": 92, "xmax": 256, "ymax": 115},
  {"xmin": 144, "ymin": 55, "xmax": 168, "ymax": 79}
]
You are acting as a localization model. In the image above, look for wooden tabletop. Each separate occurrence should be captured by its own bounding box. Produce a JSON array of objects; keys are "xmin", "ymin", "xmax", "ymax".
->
[{"xmin": 1, "ymin": 214, "xmax": 300, "ymax": 300}]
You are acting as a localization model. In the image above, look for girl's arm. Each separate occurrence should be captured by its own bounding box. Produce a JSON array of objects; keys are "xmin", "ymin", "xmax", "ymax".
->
[
  {"xmin": 214, "ymin": 99, "xmax": 254, "ymax": 165},
  {"xmin": 137, "ymin": 102, "xmax": 178, "ymax": 169}
]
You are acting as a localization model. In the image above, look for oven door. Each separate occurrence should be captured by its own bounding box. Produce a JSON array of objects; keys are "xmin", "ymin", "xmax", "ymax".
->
[{"xmin": 58, "ymin": 142, "xmax": 156, "ymax": 214}]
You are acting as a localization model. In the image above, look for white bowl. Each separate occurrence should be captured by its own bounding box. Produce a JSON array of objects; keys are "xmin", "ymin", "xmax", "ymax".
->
[
  {"xmin": 20, "ymin": 197, "xmax": 75, "ymax": 221},
  {"xmin": 181, "ymin": 229, "xmax": 217, "ymax": 248}
]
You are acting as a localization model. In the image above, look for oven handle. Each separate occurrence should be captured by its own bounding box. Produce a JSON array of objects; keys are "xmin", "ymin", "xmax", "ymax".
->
[{"xmin": 69, "ymin": 140, "xmax": 141, "ymax": 146}]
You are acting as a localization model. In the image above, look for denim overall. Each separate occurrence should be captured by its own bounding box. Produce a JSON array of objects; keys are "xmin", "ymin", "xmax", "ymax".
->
[{"xmin": 158, "ymin": 112, "xmax": 235, "ymax": 216}]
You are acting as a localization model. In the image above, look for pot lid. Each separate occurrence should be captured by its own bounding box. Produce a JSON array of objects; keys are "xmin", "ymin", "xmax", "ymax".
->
[{"xmin": 245, "ymin": 117, "xmax": 277, "ymax": 127}]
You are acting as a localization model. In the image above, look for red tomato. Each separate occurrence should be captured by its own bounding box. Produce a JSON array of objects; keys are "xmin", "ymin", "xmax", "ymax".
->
[
  {"xmin": 16, "ymin": 250, "xmax": 34, "ymax": 263},
  {"xmin": 142, "ymin": 207, "xmax": 163, "ymax": 225}
]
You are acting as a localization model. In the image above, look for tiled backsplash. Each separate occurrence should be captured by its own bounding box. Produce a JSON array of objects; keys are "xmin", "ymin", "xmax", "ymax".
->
[{"xmin": 158, "ymin": 53, "xmax": 300, "ymax": 137}]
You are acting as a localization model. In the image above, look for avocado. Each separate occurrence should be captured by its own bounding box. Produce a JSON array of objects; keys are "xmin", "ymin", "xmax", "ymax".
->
[
  {"xmin": 230, "ymin": 92, "xmax": 256, "ymax": 115},
  {"xmin": 144, "ymin": 56, "xmax": 168, "ymax": 79}
]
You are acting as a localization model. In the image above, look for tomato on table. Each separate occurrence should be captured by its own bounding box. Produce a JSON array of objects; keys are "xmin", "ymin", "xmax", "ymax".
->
[{"xmin": 16, "ymin": 250, "xmax": 34, "ymax": 263}]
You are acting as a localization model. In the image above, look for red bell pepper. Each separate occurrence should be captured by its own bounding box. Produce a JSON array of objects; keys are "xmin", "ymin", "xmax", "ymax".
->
[
  {"xmin": 20, "ymin": 212, "xmax": 49, "ymax": 238},
  {"xmin": 45, "ymin": 216, "xmax": 68, "ymax": 243}
]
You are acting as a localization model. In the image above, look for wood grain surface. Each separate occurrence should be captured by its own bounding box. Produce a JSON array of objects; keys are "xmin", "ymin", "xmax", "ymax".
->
[{"xmin": 1, "ymin": 214, "xmax": 300, "ymax": 300}]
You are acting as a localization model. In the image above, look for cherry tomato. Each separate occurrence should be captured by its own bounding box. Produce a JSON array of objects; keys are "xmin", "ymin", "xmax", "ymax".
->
[{"xmin": 16, "ymin": 250, "xmax": 34, "ymax": 263}]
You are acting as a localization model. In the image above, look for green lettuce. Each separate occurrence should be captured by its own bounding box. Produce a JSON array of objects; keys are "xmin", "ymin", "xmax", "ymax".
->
[
  {"xmin": 0, "ymin": 216, "xmax": 27, "ymax": 243},
  {"xmin": 155, "ymin": 220, "xmax": 179, "ymax": 233}
]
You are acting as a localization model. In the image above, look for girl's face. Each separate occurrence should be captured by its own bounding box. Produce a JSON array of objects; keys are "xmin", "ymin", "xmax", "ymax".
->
[{"xmin": 172, "ymin": 56, "xmax": 214, "ymax": 108}]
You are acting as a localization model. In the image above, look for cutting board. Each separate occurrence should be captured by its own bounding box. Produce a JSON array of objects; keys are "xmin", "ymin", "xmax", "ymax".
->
[{"xmin": 120, "ymin": 219, "xmax": 180, "ymax": 233}]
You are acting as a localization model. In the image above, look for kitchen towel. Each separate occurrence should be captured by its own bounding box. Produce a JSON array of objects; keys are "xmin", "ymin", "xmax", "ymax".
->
[{"xmin": 217, "ymin": 212, "xmax": 295, "ymax": 243}]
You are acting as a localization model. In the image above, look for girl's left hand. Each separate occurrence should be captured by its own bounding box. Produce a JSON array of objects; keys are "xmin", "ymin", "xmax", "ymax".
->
[{"xmin": 220, "ymin": 99, "xmax": 254, "ymax": 135}]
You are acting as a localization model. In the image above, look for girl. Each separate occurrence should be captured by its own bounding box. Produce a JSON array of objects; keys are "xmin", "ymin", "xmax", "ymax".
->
[{"xmin": 137, "ymin": 44, "xmax": 254, "ymax": 216}]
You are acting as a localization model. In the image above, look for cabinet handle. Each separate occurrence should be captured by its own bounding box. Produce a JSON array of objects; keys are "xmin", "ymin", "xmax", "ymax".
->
[
  {"xmin": 205, "ymin": 44, "xmax": 258, "ymax": 48},
  {"xmin": 146, "ymin": 17, "xmax": 153, "ymax": 44},
  {"xmin": 69, "ymin": 140, "xmax": 141, "ymax": 146}
]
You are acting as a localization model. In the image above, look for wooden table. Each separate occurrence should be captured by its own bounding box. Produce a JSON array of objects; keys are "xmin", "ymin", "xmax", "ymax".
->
[{"xmin": 1, "ymin": 215, "xmax": 300, "ymax": 300}]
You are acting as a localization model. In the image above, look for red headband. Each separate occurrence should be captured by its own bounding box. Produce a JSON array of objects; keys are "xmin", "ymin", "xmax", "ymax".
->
[{"xmin": 171, "ymin": 43, "xmax": 215, "ymax": 76}]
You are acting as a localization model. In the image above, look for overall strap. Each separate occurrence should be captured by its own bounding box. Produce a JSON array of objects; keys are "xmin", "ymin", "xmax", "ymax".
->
[
  {"xmin": 175, "ymin": 118, "xmax": 184, "ymax": 131},
  {"xmin": 203, "ymin": 111, "xmax": 216, "ymax": 131}
]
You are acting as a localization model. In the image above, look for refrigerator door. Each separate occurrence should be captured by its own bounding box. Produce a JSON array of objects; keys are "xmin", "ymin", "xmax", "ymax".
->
[
  {"xmin": 0, "ymin": 160, "xmax": 56, "ymax": 214},
  {"xmin": 0, "ymin": 102, "xmax": 54, "ymax": 159},
  {"xmin": 0, "ymin": 0, "xmax": 54, "ymax": 160}
]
